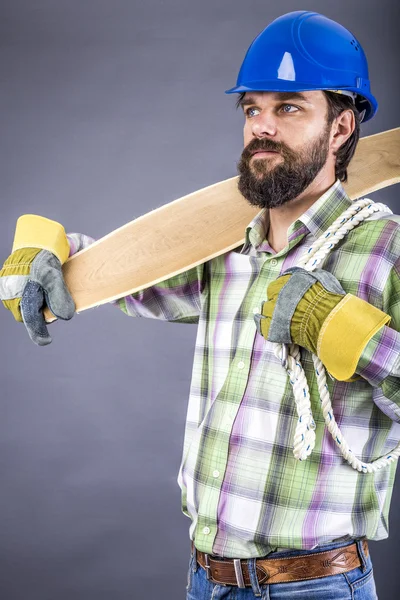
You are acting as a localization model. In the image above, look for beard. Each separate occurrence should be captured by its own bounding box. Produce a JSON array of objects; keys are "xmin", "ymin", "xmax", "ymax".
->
[{"xmin": 237, "ymin": 123, "xmax": 331, "ymax": 209}]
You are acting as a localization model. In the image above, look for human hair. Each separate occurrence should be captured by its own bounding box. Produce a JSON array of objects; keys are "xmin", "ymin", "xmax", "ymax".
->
[
  {"xmin": 235, "ymin": 90, "xmax": 362, "ymax": 183},
  {"xmin": 322, "ymin": 91, "xmax": 361, "ymax": 183}
]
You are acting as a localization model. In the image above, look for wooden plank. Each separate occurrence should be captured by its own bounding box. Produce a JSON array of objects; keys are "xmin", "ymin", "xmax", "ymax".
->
[{"xmin": 44, "ymin": 127, "xmax": 400, "ymax": 322}]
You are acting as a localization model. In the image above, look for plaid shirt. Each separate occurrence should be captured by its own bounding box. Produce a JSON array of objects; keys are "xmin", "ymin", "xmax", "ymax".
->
[{"xmin": 68, "ymin": 179, "xmax": 400, "ymax": 559}]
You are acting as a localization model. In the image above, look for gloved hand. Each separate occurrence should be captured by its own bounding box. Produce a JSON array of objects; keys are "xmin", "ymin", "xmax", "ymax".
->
[
  {"xmin": 255, "ymin": 266, "xmax": 391, "ymax": 381},
  {"xmin": 0, "ymin": 215, "xmax": 74, "ymax": 346}
]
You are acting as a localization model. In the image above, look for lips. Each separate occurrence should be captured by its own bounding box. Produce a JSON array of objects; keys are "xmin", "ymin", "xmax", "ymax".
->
[{"xmin": 252, "ymin": 149, "xmax": 279, "ymax": 155}]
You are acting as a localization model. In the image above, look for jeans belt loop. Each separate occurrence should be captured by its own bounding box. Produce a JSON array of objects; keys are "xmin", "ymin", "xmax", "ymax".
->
[
  {"xmin": 234, "ymin": 559, "xmax": 246, "ymax": 588},
  {"xmin": 356, "ymin": 539, "xmax": 367, "ymax": 573}
]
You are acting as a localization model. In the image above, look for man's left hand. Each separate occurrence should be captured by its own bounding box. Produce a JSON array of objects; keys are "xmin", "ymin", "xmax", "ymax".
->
[
  {"xmin": 255, "ymin": 267, "xmax": 346, "ymax": 354},
  {"xmin": 255, "ymin": 267, "xmax": 391, "ymax": 380}
]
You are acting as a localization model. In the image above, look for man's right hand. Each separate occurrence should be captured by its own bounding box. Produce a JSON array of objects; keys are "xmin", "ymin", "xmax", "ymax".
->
[{"xmin": 0, "ymin": 215, "xmax": 74, "ymax": 346}]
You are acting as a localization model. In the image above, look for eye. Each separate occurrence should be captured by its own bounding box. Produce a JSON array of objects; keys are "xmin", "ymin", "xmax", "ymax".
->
[
  {"xmin": 244, "ymin": 106, "xmax": 260, "ymax": 118},
  {"xmin": 244, "ymin": 104, "xmax": 300, "ymax": 118},
  {"xmin": 280, "ymin": 104, "xmax": 299, "ymax": 113}
]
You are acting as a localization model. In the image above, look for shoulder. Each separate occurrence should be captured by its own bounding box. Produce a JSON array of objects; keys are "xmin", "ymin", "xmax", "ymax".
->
[{"xmin": 348, "ymin": 203, "xmax": 400, "ymax": 255}]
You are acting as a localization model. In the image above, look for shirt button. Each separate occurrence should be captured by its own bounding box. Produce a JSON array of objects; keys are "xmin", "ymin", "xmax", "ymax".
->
[
  {"xmin": 270, "ymin": 258, "xmax": 278, "ymax": 267},
  {"xmin": 238, "ymin": 361, "xmax": 245, "ymax": 370},
  {"xmin": 203, "ymin": 526, "xmax": 211, "ymax": 535},
  {"xmin": 213, "ymin": 470, "xmax": 220, "ymax": 478}
]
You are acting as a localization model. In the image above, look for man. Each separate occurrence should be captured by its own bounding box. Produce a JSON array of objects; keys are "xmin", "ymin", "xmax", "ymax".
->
[{"xmin": 1, "ymin": 10, "xmax": 399, "ymax": 599}]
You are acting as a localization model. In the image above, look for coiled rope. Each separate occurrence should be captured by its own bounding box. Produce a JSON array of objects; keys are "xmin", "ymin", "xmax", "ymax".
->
[{"xmin": 274, "ymin": 198, "xmax": 400, "ymax": 473}]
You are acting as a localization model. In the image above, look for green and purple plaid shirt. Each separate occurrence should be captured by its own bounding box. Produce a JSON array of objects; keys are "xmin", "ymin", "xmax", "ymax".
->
[{"xmin": 68, "ymin": 179, "xmax": 400, "ymax": 559}]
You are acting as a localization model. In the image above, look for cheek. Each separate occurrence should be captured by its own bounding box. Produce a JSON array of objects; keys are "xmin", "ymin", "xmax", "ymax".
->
[{"xmin": 243, "ymin": 123, "xmax": 252, "ymax": 147}]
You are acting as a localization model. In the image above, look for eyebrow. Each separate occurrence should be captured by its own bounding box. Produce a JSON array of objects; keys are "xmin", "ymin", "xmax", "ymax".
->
[{"xmin": 239, "ymin": 92, "xmax": 313, "ymax": 108}]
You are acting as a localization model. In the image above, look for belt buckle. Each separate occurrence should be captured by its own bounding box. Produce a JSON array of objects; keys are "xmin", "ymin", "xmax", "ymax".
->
[
  {"xmin": 204, "ymin": 554, "xmax": 246, "ymax": 588},
  {"xmin": 233, "ymin": 559, "xmax": 246, "ymax": 588},
  {"xmin": 204, "ymin": 554, "xmax": 211, "ymax": 581}
]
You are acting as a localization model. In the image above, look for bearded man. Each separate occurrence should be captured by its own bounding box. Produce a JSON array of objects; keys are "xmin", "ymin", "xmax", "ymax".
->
[{"xmin": 1, "ymin": 10, "xmax": 400, "ymax": 600}]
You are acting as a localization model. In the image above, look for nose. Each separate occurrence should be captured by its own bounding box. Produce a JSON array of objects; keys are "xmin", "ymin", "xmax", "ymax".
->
[{"xmin": 250, "ymin": 110, "xmax": 278, "ymax": 138}]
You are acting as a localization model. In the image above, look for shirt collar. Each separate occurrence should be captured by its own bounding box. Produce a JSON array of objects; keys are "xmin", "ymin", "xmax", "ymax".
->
[
  {"xmin": 244, "ymin": 208, "xmax": 269, "ymax": 250},
  {"xmin": 294, "ymin": 179, "xmax": 353, "ymax": 240},
  {"xmin": 243, "ymin": 179, "xmax": 353, "ymax": 251}
]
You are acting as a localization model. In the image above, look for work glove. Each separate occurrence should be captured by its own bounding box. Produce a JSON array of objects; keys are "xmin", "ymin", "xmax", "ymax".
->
[
  {"xmin": 254, "ymin": 266, "xmax": 391, "ymax": 381},
  {"xmin": 0, "ymin": 215, "xmax": 74, "ymax": 346}
]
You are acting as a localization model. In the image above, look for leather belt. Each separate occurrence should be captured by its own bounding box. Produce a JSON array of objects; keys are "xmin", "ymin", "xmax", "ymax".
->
[{"xmin": 195, "ymin": 540, "xmax": 368, "ymax": 587}]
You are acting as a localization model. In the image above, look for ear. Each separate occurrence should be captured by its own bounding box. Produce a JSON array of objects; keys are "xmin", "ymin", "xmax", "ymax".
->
[{"xmin": 330, "ymin": 110, "xmax": 355, "ymax": 152}]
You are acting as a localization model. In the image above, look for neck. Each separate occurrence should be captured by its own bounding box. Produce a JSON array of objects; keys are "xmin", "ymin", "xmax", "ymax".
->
[{"xmin": 267, "ymin": 171, "xmax": 337, "ymax": 253}]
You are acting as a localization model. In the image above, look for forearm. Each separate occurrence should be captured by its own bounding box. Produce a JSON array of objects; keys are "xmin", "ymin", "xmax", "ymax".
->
[
  {"xmin": 110, "ymin": 265, "xmax": 204, "ymax": 323},
  {"xmin": 67, "ymin": 232, "xmax": 204, "ymax": 323}
]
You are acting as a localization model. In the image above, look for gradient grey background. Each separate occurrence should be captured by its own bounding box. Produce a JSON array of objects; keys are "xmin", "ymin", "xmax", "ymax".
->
[{"xmin": 0, "ymin": 1, "xmax": 399, "ymax": 599}]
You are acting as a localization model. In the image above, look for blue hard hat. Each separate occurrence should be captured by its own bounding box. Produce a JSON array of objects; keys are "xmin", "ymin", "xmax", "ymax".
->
[{"xmin": 225, "ymin": 11, "xmax": 377, "ymax": 122}]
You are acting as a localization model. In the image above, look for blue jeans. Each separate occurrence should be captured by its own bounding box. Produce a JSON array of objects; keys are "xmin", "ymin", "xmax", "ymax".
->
[{"xmin": 186, "ymin": 540, "xmax": 378, "ymax": 599}]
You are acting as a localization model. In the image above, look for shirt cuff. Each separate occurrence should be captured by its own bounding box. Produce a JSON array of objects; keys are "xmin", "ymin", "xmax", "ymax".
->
[
  {"xmin": 356, "ymin": 325, "xmax": 400, "ymax": 386},
  {"xmin": 66, "ymin": 233, "xmax": 96, "ymax": 257}
]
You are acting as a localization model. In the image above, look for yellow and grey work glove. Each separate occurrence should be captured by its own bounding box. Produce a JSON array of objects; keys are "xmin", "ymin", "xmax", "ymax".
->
[
  {"xmin": 0, "ymin": 215, "xmax": 74, "ymax": 346},
  {"xmin": 254, "ymin": 266, "xmax": 391, "ymax": 381}
]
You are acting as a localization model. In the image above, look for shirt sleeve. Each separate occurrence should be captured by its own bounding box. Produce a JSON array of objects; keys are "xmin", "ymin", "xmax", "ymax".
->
[
  {"xmin": 355, "ymin": 257, "xmax": 400, "ymax": 404},
  {"xmin": 66, "ymin": 232, "xmax": 205, "ymax": 324},
  {"xmin": 109, "ymin": 262, "xmax": 205, "ymax": 324},
  {"xmin": 66, "ymin": 232, "xmax": 96, "ymax": 256}
]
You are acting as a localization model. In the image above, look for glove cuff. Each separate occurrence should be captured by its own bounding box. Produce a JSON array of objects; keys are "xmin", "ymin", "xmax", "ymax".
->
[
  {"xmin": 12, "ymin": 215, "xmax": 70, "ymax": 265},
  {"xmin": 317, "ymin": 294, "xmax": 391, "ymax": 381}
]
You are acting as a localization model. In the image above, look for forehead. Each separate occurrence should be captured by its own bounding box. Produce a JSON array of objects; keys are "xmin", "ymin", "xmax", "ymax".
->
[{"xmin": 240, "ymin": 90, "xmax": 326, "ymax": 107}]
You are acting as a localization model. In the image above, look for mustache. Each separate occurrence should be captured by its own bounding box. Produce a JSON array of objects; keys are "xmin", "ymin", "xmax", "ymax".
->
[{"xmin": 241, "ymin": 138, "xmax": 291, "ymax": 161}]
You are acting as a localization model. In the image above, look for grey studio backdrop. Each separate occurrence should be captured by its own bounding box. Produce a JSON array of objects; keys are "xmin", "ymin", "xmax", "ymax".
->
[{"xmin": 0, "ymin": 1, "xmax": 399, "ymax": 599}]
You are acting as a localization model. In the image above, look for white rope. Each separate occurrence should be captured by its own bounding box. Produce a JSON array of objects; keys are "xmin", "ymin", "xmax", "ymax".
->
[{"xmin": 275, "ymin": 198, "xmax": 400, "ymax": 472}]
